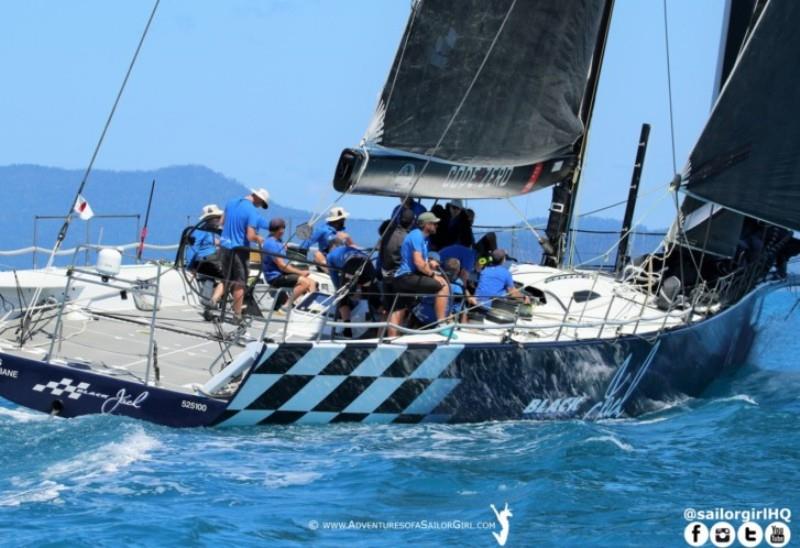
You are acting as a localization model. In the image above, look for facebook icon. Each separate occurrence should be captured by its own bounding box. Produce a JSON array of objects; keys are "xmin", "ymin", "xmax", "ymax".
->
[{"xmin": 684, "ymin": 522, "xmax": 709, "ymax": 546}]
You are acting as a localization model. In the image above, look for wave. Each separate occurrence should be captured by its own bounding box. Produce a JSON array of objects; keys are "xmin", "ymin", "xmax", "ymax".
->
[
  {"xmin": 0, "ymin": 406, "xmax": 51, "ymax": 424},
  {"xmin": 707, "ymin": 394, "xmax": 758, "ymax": 407},
  {"xmin": 263, "ymin": 470, "xmax": 322, "ymax": 488},
  {"xmin": 583, "ymin": 435, "xmax": 635, "ymax": 452}
]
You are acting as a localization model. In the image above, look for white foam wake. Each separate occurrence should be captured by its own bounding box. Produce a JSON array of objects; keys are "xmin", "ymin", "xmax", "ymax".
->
[{"xmin": 584, "ymin": 435, "xmax": 635, "ymax": 452}]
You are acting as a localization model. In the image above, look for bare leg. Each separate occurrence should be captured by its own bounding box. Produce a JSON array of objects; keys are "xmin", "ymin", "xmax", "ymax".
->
[
  {"xmin": 232, "ymin": 285, "xmax": 244, "ymax": 317},
  {"xmin": 211, "ymin": 282, "xmax": 224, "ymax": 306},
  {"xmin": 434, "ymin": 284, "xmax": 450, "ymax": 321},
  {"xmin": 388, "ymin": 308, "xmax": 406, "ymax": 337}
]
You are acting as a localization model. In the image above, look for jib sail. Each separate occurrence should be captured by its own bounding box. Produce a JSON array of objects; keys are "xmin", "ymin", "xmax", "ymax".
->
[{"xmin": 682, "ymin": 0, "xmax": 800, "ymax": 231}]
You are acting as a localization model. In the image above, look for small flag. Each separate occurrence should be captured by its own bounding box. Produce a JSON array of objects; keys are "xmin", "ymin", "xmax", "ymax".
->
[{"xmin": 73, "ymin": 195, "xmax": 94, "ymax": 220}]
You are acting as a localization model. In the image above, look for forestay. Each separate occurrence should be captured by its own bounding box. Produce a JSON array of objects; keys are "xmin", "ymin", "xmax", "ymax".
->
[{"xmin": 333, "ymin": 0, "xmax": 608, "ymax": 199}]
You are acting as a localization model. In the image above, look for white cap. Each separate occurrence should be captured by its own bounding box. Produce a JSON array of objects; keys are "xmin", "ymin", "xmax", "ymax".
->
[
  {"xmin": 326, "ymin": 206, "xmax": 350, "ymax": 222},
  {"xmin": 251, "ymin": 188, "xmax": 270, "ymax": 209},
  {"xmin": 199, "ymin": 203, "xmax": 223, "ymax": 221}
]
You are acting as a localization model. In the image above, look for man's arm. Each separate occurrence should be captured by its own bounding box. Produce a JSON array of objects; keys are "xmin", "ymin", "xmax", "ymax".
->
[
  {"xmin": 246, "ymin": 226, "xmax": 264, "ymax": 246},
  {"xmin": 274, "ymin": 255, "xmax": 309, "ymax": 277}
]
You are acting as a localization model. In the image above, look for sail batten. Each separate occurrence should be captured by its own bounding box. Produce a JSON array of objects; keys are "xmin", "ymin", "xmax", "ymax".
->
[{"xmin": 334, "ymin": 0, "xmax": 608, "ymax": 199}]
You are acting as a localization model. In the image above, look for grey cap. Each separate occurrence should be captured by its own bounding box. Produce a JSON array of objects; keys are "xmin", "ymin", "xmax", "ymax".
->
[
  {"xmin": 417, "ymin": 211, "xmax": 440, "ymax": 225},
  {"xmin": 491, "ymin": 248, "xmax": 507, "ymax": 263}
]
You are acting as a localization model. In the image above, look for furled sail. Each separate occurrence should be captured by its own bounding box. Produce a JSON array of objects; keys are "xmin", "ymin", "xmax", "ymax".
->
[
  {"xmin": 333, "ymin": 0, "xmax": 608, "ymax": 199},
  {"xmin": 682, "ymin": 0, "xmax": 800, "ymax": 231}
]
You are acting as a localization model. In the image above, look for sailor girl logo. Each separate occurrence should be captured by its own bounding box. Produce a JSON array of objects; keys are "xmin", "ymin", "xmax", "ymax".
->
[{"xmin": 490, "ymin": 502, "xmax": 513, "ymax": 546}]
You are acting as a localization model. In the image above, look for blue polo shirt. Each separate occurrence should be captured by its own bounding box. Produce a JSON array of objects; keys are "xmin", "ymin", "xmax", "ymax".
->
[
  {"xmin": 417, "ymin": 279, "xmax": 464, "ymax": 324},
  {"xmin": 439, "ymin": 244, "xmax": 477, "ymax": 274},
  {"xmin": 220, "ymin": 198, "xmax": 267, "ymax": 250},
  {"xmin": 187, "ymin": 229, "xmax": 217, "ymax": 266},
  {"xmin": 262, "ymin": 236, "xmax": 286, "ymax": 282},
  {"xmin": 327, "ymin": 245, "xmax": 365, "ymax": 288},
  {"xmin": 391, "ymin": 200, "xmax": 426, "ymax": 224},
  {"xmin": 395, "ymin": 228, "xmax": 429, "ymax": 278},
  {"xmin": 475, "ymin": 265, "xmax": 515, "ymax": 308},
  {"xmin": 300, "ymin": 223, "xmax": 338, "ymax": 254}
]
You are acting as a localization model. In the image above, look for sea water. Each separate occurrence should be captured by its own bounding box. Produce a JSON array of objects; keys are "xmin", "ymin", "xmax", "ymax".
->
[{"xmin": 0, "ymin": 289, "xmax": 798, "ymax": 547}]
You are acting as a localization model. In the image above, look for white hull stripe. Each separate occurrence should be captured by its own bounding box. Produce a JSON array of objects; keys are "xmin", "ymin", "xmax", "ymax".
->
[
  {"xmin": 280, "ymin": 375, "xmax": 348, "ymax": 412},
  {"xmin": 228, "ymin": 373, "xmax": 281, "ymax": 410},
  {"xmin": 285, "ymin": 344, "xmax": 346, "ymax": 375},
  {"xmin": 219, "ymin": 409, "xmax": 273, "ymax": 426},
  {"xmin": 344, "ymin": 377, "xmax": 406, "ymax": 414},
  {"xmin": 351, "ymin": 345, "xmax": 407, "ymax": 377},
  {"xmin": 404, "ymin": 379, "xmax": 461, "ymax": 415},
  {"xmin": 295, "ymin": 411, "xmax": 339, "ymax": 424},
  {"xmin": 410, "ymin": 345, "xmax": 464, "ymax": 379}
]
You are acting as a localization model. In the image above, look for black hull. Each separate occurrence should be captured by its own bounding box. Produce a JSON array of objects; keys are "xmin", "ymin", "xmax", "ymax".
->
[{"xmin": 0, "ymin": 284, "xmax": 772, "ymax": 427}]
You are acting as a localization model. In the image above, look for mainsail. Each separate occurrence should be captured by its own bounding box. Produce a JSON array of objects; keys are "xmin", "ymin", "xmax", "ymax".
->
[
  {"xmin": 333, "ymin": 0, "xmax": 609, "ymax": 199},
  {"xmin": 682, "ymin": 0, "xmax": 800, "ymax": 231}
]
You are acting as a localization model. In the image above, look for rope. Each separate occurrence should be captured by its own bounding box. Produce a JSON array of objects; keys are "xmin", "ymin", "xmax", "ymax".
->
[
  {"xmin": 662, "ymin": 0, "xmax": 678, "ymax": 174},
  {"xmin": 0, "ymin": 242, "xmax": 178, "ymax": 257}
]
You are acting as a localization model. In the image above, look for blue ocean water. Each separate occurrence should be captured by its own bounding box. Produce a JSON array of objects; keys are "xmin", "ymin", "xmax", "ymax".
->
[{"xmin": 0, "ymin": 290, "xmax": 798, "ymax": 547}]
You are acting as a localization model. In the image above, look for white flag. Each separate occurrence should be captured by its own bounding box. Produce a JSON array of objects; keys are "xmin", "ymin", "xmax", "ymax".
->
[{"xmin": 73, "ymin": 194, "xmax": 94, "ymax": 220}]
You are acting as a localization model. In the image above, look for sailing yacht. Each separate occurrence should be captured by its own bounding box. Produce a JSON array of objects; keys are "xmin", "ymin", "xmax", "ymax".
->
[{"xmin": 0, "ymin": 0, "xmax": 797, "ymax": 427}]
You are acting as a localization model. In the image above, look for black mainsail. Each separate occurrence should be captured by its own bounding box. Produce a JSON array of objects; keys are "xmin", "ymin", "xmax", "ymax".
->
[
  {"xmin": 333, "ymin": 0, "xmax": 609, "ymax": 199},
  {"xmin": 681, "ymin": 0, "xmax": 800, "ymax": 231}
]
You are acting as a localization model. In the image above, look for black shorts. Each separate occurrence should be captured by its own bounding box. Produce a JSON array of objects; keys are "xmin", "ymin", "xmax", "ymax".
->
[
  {"xmin": 268, "ymin": 273, "xmax": 300, "ymax": 288},
  {"xmin": 341, "ymin": 256, "xmax": 377, "ymax": 286},
  {"xmin": 195, "ymin": 253, "xmax": 224, "ymax": 280},
  {"xmin": 220, "ymin": 247, "xmax": 250, "ymax": 286},
  {"xmin": 393, "ymin": 274, "xmax": 441, "ymax": 308}
]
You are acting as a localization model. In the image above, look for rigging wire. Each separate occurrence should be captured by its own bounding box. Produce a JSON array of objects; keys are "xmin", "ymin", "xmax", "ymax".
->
[
  {"xmin": 20, "ymin": 0, "xmax": 160, "ymax": 345},
  {"xmin": 662, "ymin": 0, "xmax": 679, "ymax": 175}
]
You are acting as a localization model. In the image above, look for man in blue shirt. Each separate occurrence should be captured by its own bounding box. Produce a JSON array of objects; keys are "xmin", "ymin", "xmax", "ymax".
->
[
  {"xmin": 300, "ymin": 206, "xmax": 350, "ymax": 266},
  {"xmin": 186, "ymin": 204, "xmax": 225, "ymax": 308},
  {"xmin": 475, "ymin": 249, "xmax": 529, "ymax": 309},
  {"xmin": 390, "ymin": 197, "xmax": 426, "ymax": 225},
  {"xmin": 219, "ymin": 188, "xmax": 269, "ymax": 319},
  {"xmin": 262, "ymin": 218, "xmax": 316, "ymax": 310},
  {"xmin": 327, "ymin": 236, "xmax": 381, "ymax": 334},
  {"xmin": 394, "ymin": 212, "xmax": 450, "ymax": 325},
  {"xmin": 439, "ymin": 243, "xmax": 477, "ymax": 277},
  {"xmin": 415, "ymin": 258, "xmax": 468, "ymax": 326}
]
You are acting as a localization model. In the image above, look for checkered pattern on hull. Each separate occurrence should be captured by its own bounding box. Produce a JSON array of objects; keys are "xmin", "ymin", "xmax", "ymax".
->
[{"xmin": 216, "ymin": 343, "xmax": 464, "ymax": 426}]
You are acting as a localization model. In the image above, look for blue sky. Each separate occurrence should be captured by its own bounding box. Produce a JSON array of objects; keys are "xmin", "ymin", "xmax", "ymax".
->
[{"xmin": 0, "ymin": 0, "xmax": 724, "ymax": 228}]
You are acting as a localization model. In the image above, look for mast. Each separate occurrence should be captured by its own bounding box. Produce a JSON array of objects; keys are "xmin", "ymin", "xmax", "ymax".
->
[
  {"xmin": 541, "ymin": 0, "xmax": 615, "ymax": 268},
  {"xmin": 614, "ymin": 123, "xmax": 650, "ymax": 273}
]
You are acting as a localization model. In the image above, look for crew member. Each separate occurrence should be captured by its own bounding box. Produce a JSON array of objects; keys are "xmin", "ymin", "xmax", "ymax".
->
[
  {"xmin": 219, "ymin": 188, "xmax": 269, "ymax": 320},
  {"xmin": 187, "ymin": 204, "xmax": 225, "ymax": 308},
  {"xmin": 414, "ymin": 257, "xmax": 468, "ymax": 326},
  {"xmin": 379, "ymin": 208, "xmax": 415, "ymax": 336},
  {"xmin": 262, "ymin": 218, "xmax": 316, "ymax": 309},
  {"xmin": 390, "ymin": 197, "xmax": 426, "ymax": 225},
  {"xmin": 475, "ymin": 249, "xmax": 529, "ymax": 309},
  {"xmin": 327, "ymin": 236, "xmax": 381, "ymax": 335},
  {"xmin": 300, "ymin": 206, "xmax": 351, "ymax": 266},
  {"xmin": 393, "ymin": 212, "xmax": 450, "ymax": 323}
]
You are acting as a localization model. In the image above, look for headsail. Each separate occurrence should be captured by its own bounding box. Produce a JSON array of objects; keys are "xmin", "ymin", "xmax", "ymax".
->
[
  {"xmin": 333, "ymin": 0, "xmax": 609, "ymax": 199},
  {"xmin": 666, "ymin": 0, "xmax": 760, "ymax": 258},
  {"xmin": 682, "ymin": 0, "xmax": 800, "ymax": 231}
]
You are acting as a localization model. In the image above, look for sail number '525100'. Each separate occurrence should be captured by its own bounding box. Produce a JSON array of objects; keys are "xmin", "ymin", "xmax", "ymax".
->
[
  {"xmin": 181, "ymin": 400, "xmax": 208, "ymax": 413},
  {"xmin": 443, "ymin": 165, "xmax": 513, "ymax": 188}
]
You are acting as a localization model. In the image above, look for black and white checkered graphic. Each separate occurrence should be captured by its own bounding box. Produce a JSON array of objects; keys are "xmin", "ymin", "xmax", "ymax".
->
[
  {"xmin": 32, "ymin": 377, "xmax": 90, "ymax": 400},
  {"xmin": 216, "ymin": 343, "xmax": 464, "ymax": 426}
]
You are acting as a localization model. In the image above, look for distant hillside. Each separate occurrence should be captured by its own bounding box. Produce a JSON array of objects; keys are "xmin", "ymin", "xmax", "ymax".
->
[{"xmin": 0, "ymin": 164, "xmax": 664, "ymax": 269}]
